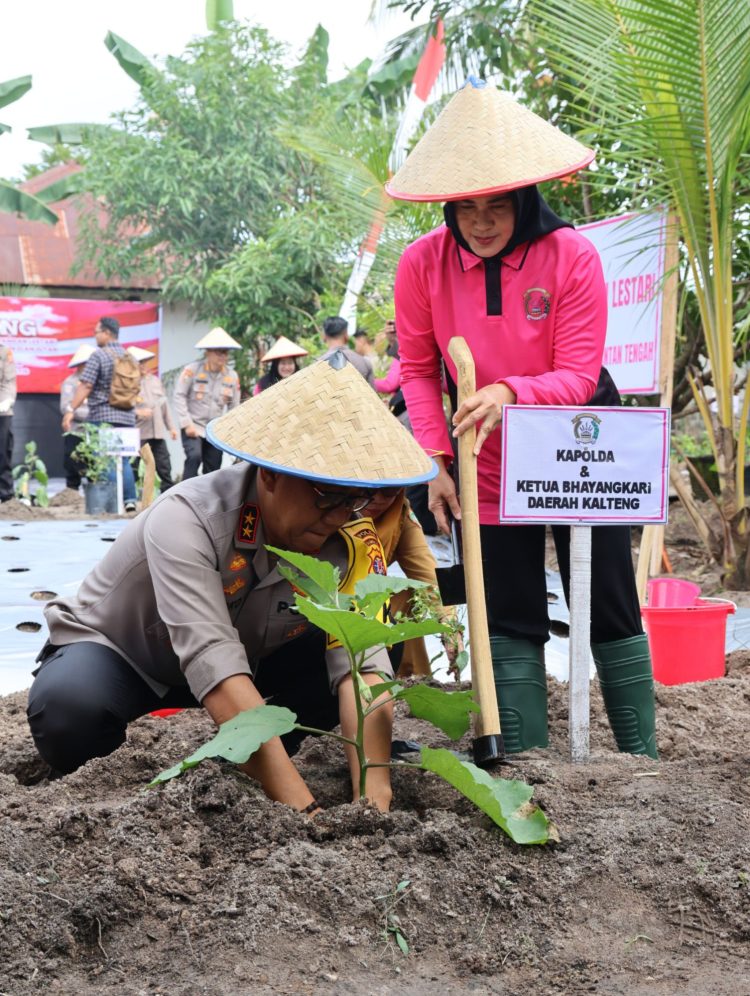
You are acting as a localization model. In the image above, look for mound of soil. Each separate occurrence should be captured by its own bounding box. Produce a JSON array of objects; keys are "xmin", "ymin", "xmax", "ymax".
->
[{"xmin": 1, "ymin": 656, "xmax": 748, "ymax": 995}]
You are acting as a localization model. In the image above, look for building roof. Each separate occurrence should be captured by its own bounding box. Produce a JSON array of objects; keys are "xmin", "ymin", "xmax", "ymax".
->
[{"xmin": 0, "ymin": 162, "xmax": 160, "ymax": 290}]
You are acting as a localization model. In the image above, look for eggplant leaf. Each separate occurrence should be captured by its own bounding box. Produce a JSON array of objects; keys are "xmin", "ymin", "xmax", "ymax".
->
[
  {"xmin": 420, "ymin": 747, "xmax": 550, "ymax": 845},
  {"xmin": 148, "ymin": 704, "xmax": 296, "ymax": 785}
]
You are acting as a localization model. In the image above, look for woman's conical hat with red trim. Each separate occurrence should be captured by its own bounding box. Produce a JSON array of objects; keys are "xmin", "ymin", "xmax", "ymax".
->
[{"xmin": 386, "ymin": 78, "xmax": 594, "ymax": 203}]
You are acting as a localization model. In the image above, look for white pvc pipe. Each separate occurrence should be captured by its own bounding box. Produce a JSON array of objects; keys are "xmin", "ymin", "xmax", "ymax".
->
[{"xmin": 569, "ymin": 525, "xmax": 591, "ymax": 762}]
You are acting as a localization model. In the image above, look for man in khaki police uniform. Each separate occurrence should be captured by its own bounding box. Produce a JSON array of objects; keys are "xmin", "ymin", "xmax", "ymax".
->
[
  {"xmin": 129, "ymin": 345, "xmax": 177, "ymax": 491},
  {"xmin": 0, "ymin": 342, "xmax": 17, "ymax": 502},
  {"xmin": 173, "ymin": 327, "xmax": 241, "ymax": 479},
  {"xmin": 28, "ymin": 354, "xmax": 437, "ymax": 816},
  {"xmin": 59, "ymin": 344, "xmax": 94, "ymax": 493}
]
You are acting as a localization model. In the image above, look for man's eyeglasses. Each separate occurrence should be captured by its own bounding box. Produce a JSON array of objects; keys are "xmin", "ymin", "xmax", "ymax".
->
[{"xmin": 311, "ymin": 486, "xmax": 371, "ymax": 514}]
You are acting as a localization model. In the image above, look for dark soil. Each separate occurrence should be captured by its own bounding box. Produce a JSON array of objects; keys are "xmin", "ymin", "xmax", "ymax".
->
[
  {"xmin": 1, "ymin": 498, "xmax": 748, "ymax": 994},
  {"xmin": 1, "ymin": 656, "xmax": 748, "ymax": 996}
]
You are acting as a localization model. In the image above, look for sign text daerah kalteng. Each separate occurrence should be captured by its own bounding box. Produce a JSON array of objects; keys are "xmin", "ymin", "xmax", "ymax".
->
[{"xmin": 499, "ymin": 406, "xmax": 670, "ymax": 525}]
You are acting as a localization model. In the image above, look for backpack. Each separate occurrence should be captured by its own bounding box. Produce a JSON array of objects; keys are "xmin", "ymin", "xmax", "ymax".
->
[{"xmin": 108, "ymin": 349, "xmax": 141, "ymax": 410}]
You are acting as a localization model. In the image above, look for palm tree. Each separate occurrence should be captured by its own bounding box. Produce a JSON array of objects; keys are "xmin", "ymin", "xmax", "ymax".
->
[{"xmin": 526, "ymin": 0, "xmax": 750, "ymax": 585}]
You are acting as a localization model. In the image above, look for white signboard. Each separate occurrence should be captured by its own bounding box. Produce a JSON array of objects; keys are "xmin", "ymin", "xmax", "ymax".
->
[
  {"xmin": 580, "ymin": 210, "xmax": 667, "ymax": 394},
  {"xmin": 103, "ymin": 427, "xmax": 141, "ymax": 458},
  {"xmin": 499, "ymin": 406, "xmax": 670, "ymax": 525}
]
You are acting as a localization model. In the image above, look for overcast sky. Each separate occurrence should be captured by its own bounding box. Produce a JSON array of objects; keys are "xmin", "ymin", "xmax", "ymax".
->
[{"xmin": 0, "ymin": 0, "xmax": 417, "ymax": 180}]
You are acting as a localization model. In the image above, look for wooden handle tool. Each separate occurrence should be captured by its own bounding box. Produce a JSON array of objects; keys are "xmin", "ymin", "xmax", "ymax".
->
[{"xmin": 448, "ymin": 336, "xmax": 505, "ymax": 766}]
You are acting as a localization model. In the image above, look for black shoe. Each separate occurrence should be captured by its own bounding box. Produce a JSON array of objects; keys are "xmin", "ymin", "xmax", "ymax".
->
[
  {"xmin": 124, "ymin": 501, "xmax": 137, "ymax": 513},
  {"xmin": 390, "ymin": 739, "xmax": 421, "ymax": 761}
]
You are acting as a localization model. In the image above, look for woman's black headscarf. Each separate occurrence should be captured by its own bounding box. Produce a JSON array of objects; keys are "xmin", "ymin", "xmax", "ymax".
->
[
  {"xmin": 442, "ymin": 184, "xmax": 619, "ymax": 405},
  {"xmin": 443, "ymin": 185, "xmax": 573, "ymax": 316},
  {"xmin": 443, "ymin": 184, "xmax": 572, "ymax": 258}
]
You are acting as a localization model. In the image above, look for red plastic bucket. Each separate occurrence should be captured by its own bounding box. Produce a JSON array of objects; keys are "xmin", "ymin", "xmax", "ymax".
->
[
  {"xmin": 647, "ymin": 577, "xmax": 701, "ymax": 607},
  {"xmin": 641, "ymin": 598, "xmax": 735, "ymax": 685}
]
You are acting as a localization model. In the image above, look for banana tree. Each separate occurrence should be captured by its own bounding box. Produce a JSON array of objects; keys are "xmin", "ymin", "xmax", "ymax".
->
[
  {"xmin": 0, "ymin": 76, "xmax": 59, "ymax": 224},
  {"xmin": 525, "ymin": 0, "xmax": 750, "ymax": 587}
]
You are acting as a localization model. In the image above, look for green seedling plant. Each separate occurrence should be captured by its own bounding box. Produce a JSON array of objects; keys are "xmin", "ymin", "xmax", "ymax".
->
[
  {"xmin": 69, "ymin": 423, "xmax": 117, "ymax": 483},
  {"xmin": 376, "ymin": 879, "xmax": 411, "ymax": 955},
  {"xmin": 150, "ymin": 547, "xmax": 550, "ymax": 845},
  {"xmin": 12, "ymin": 441, "xmax": 49, "ymax": 507},
  {"xmin": 404, "ymin": 582, "xmax": 468, "ymax": 680}
]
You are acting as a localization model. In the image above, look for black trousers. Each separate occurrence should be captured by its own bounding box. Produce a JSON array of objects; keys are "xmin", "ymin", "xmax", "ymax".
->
[
  {"xmin": 27, "ymin": 631, "xmax": 339, "ymax": 775},
  {"xmin": 181, "ymin": 431, "xmax": 223, "ymax": 479},
  {"xmin": 133, "ymin": 438, "xmax": 175, "ymax": 490},
  {"xmin": 0, "ymin": 416, "xmax": 13, "ymax": 500},
  {"xmin": 63, "ymin": 431, "xmax": 84, "ymax": 489},
  {"xmin": 480, "ymin": 523, "xmax": 643, "ymax": 646}
]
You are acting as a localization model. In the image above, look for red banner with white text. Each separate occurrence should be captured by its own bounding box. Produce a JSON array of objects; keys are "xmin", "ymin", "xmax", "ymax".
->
[{"xmin": 0, "ymin": 297, "xmax": 161, "ymax": 393}]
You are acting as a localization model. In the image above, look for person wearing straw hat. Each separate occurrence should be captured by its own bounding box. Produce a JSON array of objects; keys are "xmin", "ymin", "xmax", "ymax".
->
[
  {"xmin": 388, "ymin": 78, "xmax": 657, "ymax": 759},
  {"xmin": 173, "ymin": 327, "xmax": 242, "ymax": 480},
  {"xmin": 59, "ymin": 344, "xmax": 95, "ymax": 494},
  {"xmin": 128, "ymin": 346, "xmax": 177, "ymax": 492},
  {"xmin": 253, "ymin": 335, "xmax": 308, "ymax": 395},
  {"xmin": 0, "ymin": 342, "xmax": 17, "ymax": 503},
  {"xmin": 28, "ymin": 355, "xmax": 436, "ymax": 815}
]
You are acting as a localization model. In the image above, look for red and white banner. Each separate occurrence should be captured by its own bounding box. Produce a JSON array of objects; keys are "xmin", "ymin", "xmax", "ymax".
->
[
  {"xmin": 340, "ymin": 21, "xmax": 445, "ymax": 332},
  {"xmin": 0, "ymin": 298, "xmax": 161, "ymax": 393},
  {"xmin": 389, "ymin": 20, "xmax": 446, "ymax": 173}
]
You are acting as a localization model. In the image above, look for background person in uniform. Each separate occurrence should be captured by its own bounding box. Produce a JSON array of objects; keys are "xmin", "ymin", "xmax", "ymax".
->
[
  {"xmin": 173, "ymin": 327, "xmax": 241, "ymax": 479},
  {"xmin": 27, "ymin": 356, "xmax": 436, "ymax": 815},
  {"xmin": 389, "ymin": 80, "xmax": 657, "ymax": 759},
  {"xmin": 352, "ymin": 328, "xmax": 377, "ymax": 379},
  {"xmin": 320, "ymin": 316, "xmax": 375, "ymax": 386},
  {"xmin": 253, "ymin": 335, "xmax": 308, "ymax": 395},
  {"xmin": 128, "ymin": 346, "xmax": 177, "ymax": 492},
  {"xmin": 0, "ymin": 342, "xmax": 17, "ymax": 503},
  {"xmin": 61, "ymin": 316, "xmax": 139, "ymax": 513},
  {"xmin": 59, "ymin": 344, "xmax": 94, "ymax": 494}
]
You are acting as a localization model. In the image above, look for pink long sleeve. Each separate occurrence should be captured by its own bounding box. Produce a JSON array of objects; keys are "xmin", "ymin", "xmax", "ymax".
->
[
  {"xmin": 395, "ymin": 224, "xmax": 607, "ymax": 524},
  {"xmin": 374, "ymin": 358, "xmax": 402, "ymax": 395}
]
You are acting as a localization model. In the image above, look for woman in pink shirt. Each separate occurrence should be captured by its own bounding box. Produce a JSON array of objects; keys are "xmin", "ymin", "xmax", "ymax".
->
[{"xmin": 388, "ymin": 79, "xmax": 657, "ymax": 760}]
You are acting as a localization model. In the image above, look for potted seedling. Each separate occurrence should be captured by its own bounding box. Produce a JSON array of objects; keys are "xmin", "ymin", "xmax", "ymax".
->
[
  {"xmin": 150, "ymin": 547, "xmax": 550, "ymax": 846},
  {"xmin": 70, "ymin": 423, "xmax": 117, "ymax": 514}
]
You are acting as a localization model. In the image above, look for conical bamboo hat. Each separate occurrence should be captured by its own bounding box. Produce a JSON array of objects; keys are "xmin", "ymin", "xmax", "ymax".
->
[
  {"xmin": 68, "ymin": 344, "xmax": 95, "ymax": 367},
  {"xmin": 127, "ymin": 345, "xmax": 156, "ymax": 362},
  {"xmin": 386, "ymin": 78, "xmax": 594, "ymax": 202},
  {"xmin": 207, "ymin": 354, "xmax": 437, "ymax": 486},
  {"xmin": 194, "ymin": 327, "xmax": 242, "ymax": 350},
  {"xmin": 261, "ymin": 336, "xmax": 309, "ymax": 363}
]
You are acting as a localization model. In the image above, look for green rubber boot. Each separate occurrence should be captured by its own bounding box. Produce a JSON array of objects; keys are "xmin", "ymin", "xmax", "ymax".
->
[
  {"xmin": 490, "ymin": 636, "xmax": 548, "ymax": 753},
  {"xmin": 591, "ymin": 634, "xmax": 658, "ymax": 759}
]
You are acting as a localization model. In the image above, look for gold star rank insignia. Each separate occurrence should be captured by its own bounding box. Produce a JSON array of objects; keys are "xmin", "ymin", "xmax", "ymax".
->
[{"xmin": 236, "ymin": 502, "xmax": 259, "ymax": 545}]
